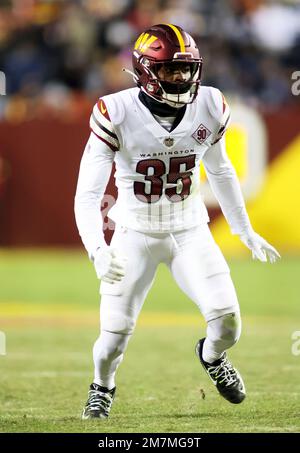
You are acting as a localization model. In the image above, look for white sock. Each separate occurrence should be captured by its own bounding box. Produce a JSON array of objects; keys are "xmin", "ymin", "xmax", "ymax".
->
[
  {"xmin": 92, "ymin": 330, "xmax": 131, "ymax": 389},
  {"xmin": 202, "ymin": 312, "xmax": 241, "ymax": 364}
]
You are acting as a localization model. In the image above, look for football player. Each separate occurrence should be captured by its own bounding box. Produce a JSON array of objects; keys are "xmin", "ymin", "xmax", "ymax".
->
[{"xmin": 75, "ymin": 24, "xmax": 280, "ymax": 419}]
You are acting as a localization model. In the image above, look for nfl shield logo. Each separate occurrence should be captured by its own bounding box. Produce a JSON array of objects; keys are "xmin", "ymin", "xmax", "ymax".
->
[{"xmin": 164, "ymin": 137, "xmax": 174, "ymax": 147}]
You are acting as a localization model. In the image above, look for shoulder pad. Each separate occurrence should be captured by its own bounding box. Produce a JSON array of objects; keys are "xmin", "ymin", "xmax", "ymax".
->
[
  {"xmin": 206, "ymin": 87, "xmax": 231, "ymax": 145},
  {"xmin": 206, "ymin": 87, "xmax": 230, "ymax": 123},
  {"xmin": 102, "ymin": 91, "xmax": 127, "ymax": 126}
]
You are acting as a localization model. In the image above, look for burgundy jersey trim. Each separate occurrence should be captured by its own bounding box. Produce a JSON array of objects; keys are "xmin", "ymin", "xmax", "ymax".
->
[
  {"xmin": 91, "ymin": 130, "xmax": 119, "ymax": 152},
  {"xmin": 89, "ymin": 98, "xmax": 120, "ymax": 151}
]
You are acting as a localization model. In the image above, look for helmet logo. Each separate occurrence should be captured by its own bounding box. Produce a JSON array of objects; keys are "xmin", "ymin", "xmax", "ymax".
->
[{"xmin": 134, "ymin": 33, "xmax": 158, "ymax": 53}]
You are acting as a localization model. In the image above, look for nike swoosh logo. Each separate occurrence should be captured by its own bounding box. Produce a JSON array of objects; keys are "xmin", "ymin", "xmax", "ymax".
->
[{"xmin": 100, "ymin": 102, "xmax": 107, "ymax": 115}]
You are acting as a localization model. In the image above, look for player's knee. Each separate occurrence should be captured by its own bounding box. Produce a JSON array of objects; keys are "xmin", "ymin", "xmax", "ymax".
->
[{"xmin": 101, "ymin": 313, "xmax": 136, "ymax": 335}]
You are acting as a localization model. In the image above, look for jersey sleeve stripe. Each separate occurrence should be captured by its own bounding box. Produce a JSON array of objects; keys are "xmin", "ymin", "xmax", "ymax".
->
[
  {"xmin": 223, "ymin": 113, "xmax": 230, "ymax": 128},
  {"xmin": 89, "ymin": 99, "xmax": 120, "ymax": 151},
  {"xmin": 211, "ymin": 113, "xmax": 231, "ymax": 146},
  {"xmin": 220, "ymin": 109, "xmax": 230, "ymax": 133},
  {"xmin": 90, "ymin": 116, "xmax": 119, "ymax": 150},
  {"xmin": 91, "ymin": 112, "xmax": 118, "ymax": 141},
  {"xmin": 90, "ymin": 130, "xmax": 119, "ymax": 152}
]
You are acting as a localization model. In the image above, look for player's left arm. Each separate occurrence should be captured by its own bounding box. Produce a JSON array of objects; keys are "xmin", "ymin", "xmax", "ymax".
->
[{"xmin": 202, "ymin": 136, "xmax": 280, "ymax": 263}]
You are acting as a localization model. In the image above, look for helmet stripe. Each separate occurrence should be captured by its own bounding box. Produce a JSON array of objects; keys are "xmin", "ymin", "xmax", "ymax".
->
[
  {"xmin": 166, "ymin": 24, "xmax": 185, "ymax": 52},
  {"xmin": 141, "ymin": 35, "xmax": 157, "ymax": 52},
  {"xmin": 139, "ymin": 33, "xmax": 149, "ymax": 50},
  {"xmin": 134, "ymin": 33, "xmax": 145, "ymax": 50}
]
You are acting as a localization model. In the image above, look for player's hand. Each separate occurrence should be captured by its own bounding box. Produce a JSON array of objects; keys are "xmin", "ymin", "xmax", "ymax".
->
[
  {"xmin": 239, "ymin": 228, "xmax": 281, "ymax": 263},
  {"xmin": 93, "ymin": 247, "xmax": 127, "ymax": 284}
]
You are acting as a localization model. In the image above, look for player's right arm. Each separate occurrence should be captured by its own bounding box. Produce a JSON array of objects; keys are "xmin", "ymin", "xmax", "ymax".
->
[
  {"xmin": 74, "ymin": 100, "xmax": 126, "ymax": 283},
  {"xmin": 202, "ymin": 136, "xmax": 280, "ymax": 264},
  {"xmin": 203, "ymin": 88, "xmax": 280, "ymax": 263}
]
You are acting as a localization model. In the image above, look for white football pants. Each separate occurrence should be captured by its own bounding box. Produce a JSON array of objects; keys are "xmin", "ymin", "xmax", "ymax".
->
[
  {"xmin": 100, "ymin": 224, "xmax": 239, "ymax": 330},
  {"xmin": 92, "ymin": 224, "xmax": 240, "ymax": 388}
]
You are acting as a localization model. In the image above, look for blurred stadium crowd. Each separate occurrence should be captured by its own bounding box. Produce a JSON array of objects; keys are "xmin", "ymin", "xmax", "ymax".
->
[{"xmin": 0, "ymin": 0, "xmax": 299, "ymax": 122}]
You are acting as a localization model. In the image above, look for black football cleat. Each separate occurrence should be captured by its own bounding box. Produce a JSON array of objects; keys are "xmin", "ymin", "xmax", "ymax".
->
[
  {"xmin": 82, "ymin": 383, "xmax": 116, "ymax": 419},
  {"xmin": 195, "ymin": 338, "xmax": 246, "ymax": 404}
]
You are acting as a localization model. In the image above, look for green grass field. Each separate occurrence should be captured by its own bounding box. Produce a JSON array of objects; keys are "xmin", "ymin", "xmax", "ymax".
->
[{"xmin": 0, "ymin": 249, "xmax": 300, "ymax": 433}]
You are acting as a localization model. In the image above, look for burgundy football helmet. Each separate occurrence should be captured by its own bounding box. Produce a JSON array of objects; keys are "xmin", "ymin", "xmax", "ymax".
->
[{"xmin": 130, "ymin": 24, "xmax": 202, "ymax": 107}]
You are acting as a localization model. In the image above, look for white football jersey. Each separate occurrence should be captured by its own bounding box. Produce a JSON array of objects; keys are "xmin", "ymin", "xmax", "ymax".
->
[{"xmin": 90, "ymin": 86, "xmax": 230, "ymax": 233}]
